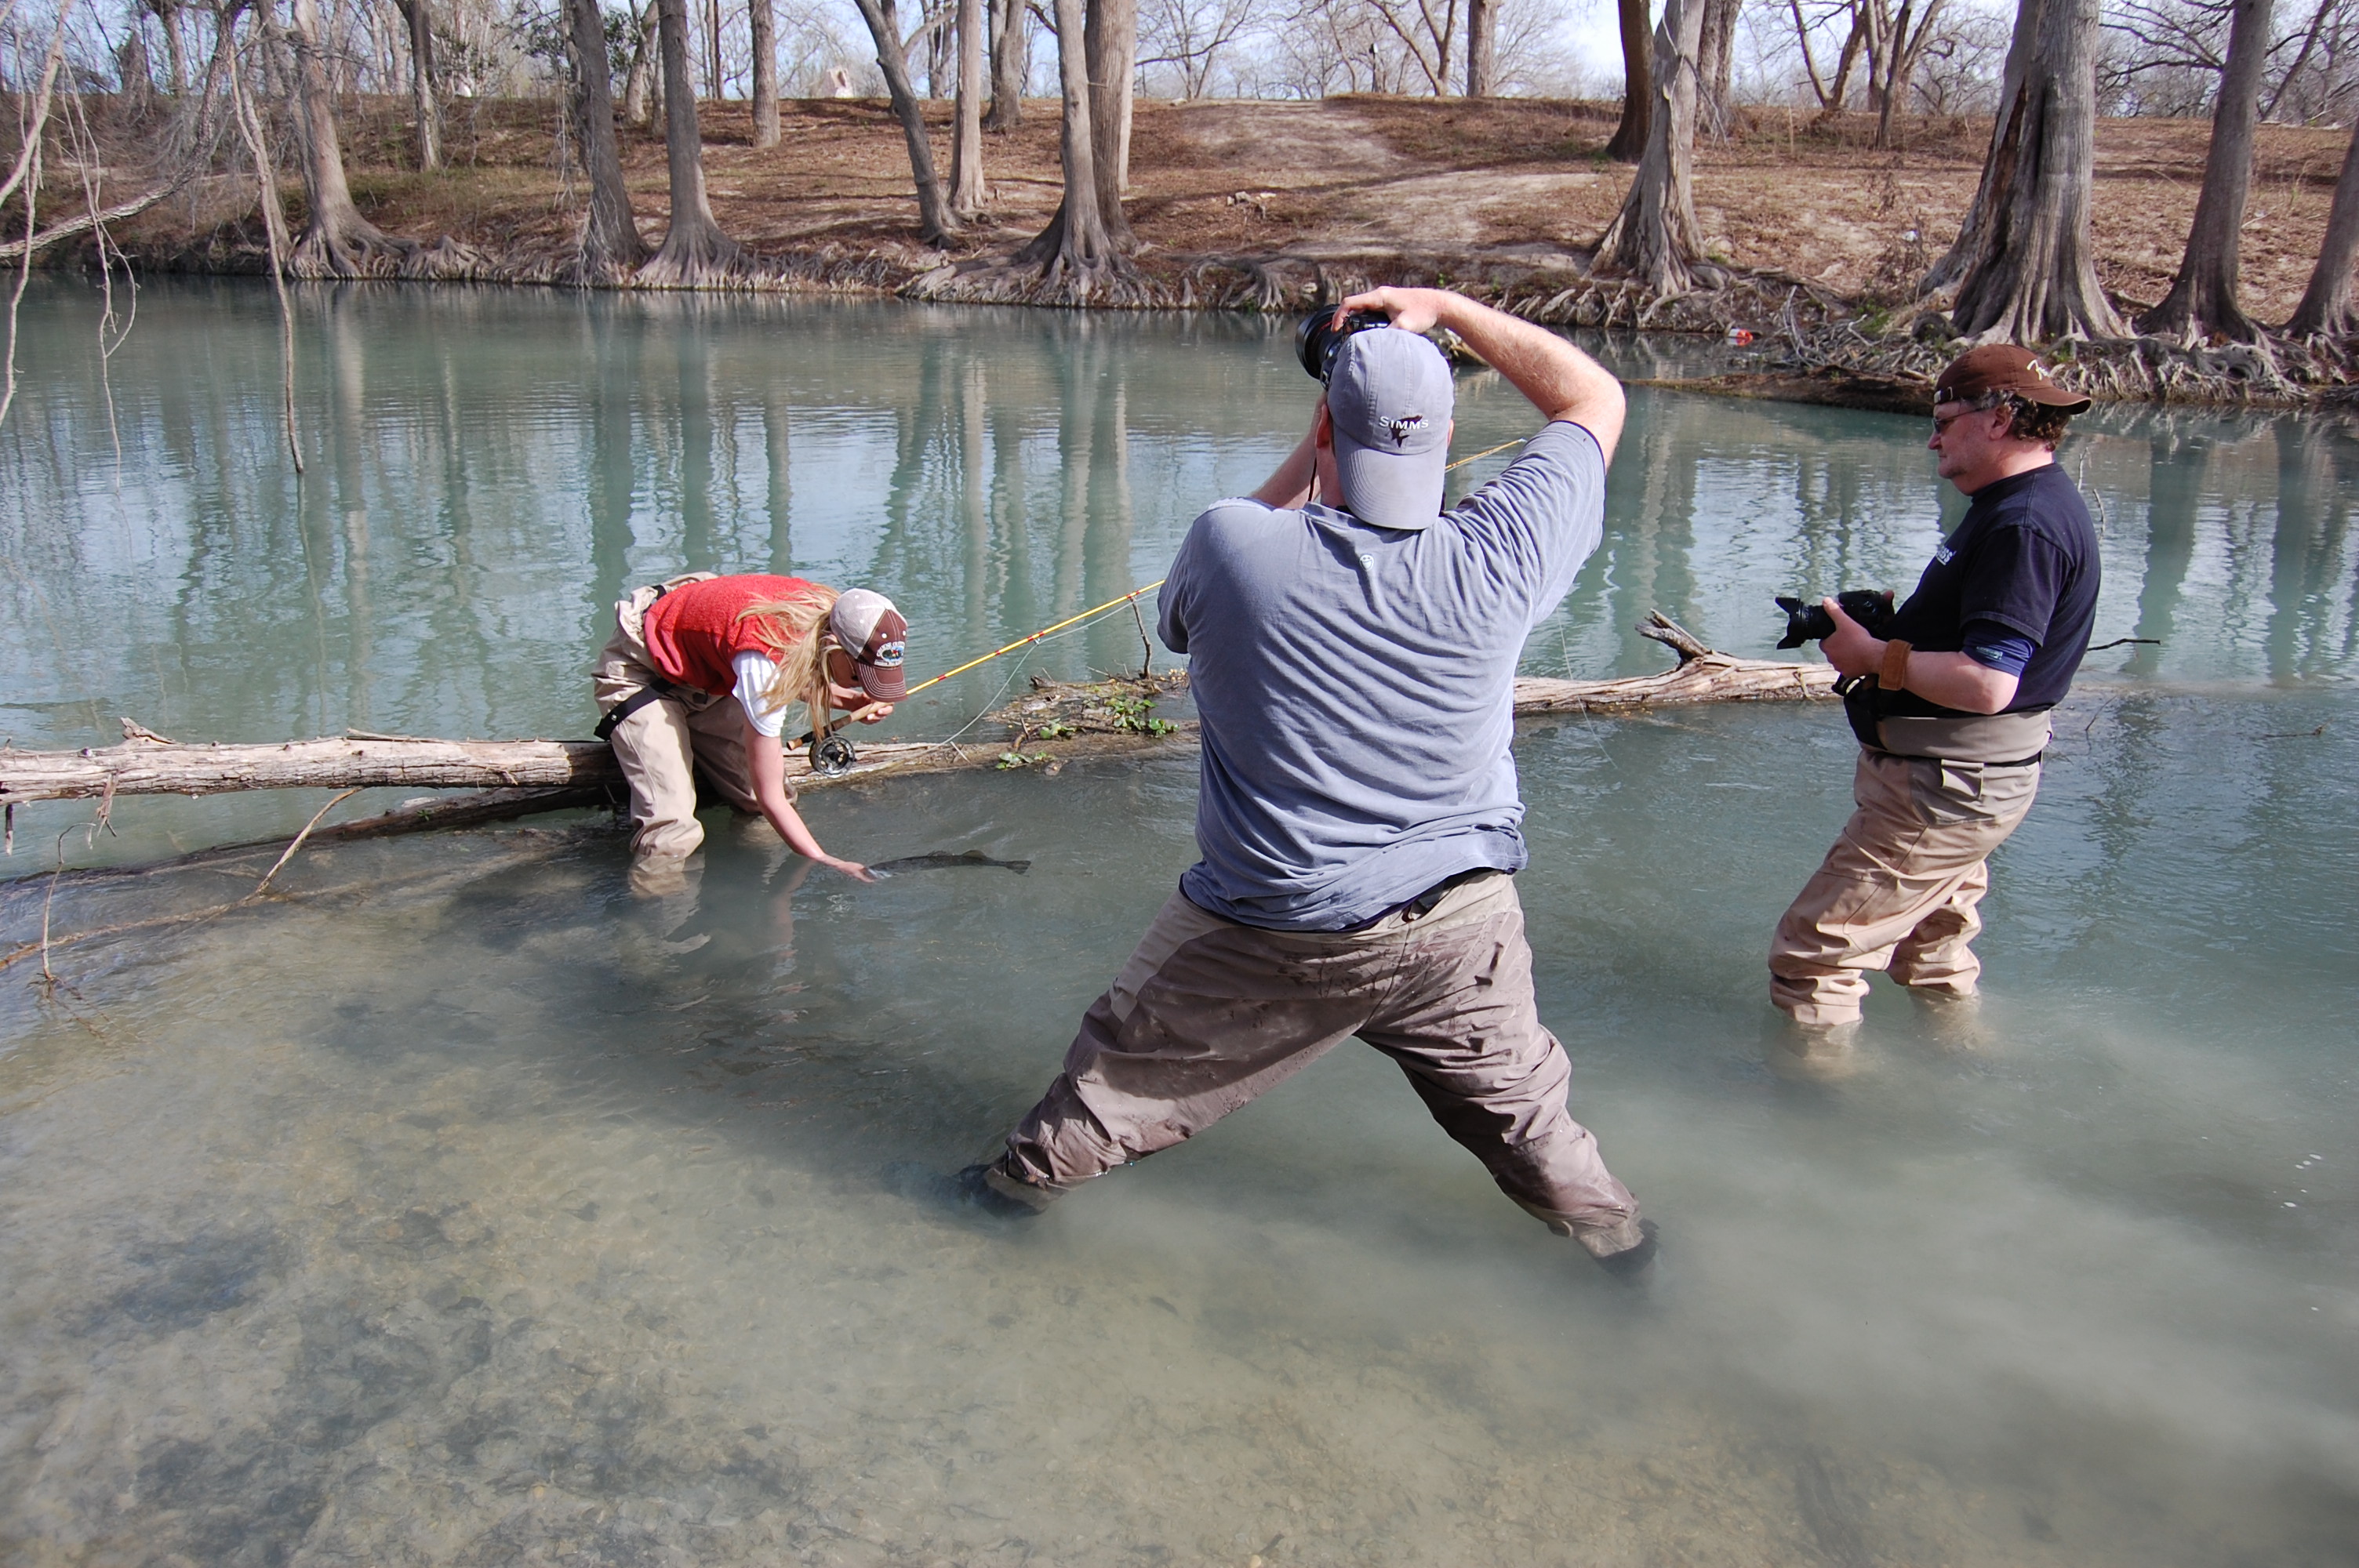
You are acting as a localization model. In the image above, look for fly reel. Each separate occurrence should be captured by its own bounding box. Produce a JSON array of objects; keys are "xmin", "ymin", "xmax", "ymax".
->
[{"xmin": 809, "ymin": 734, "xmax": 858, "ymax": 777}]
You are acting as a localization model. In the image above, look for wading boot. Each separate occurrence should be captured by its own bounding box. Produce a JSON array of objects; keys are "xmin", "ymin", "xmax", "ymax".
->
[
  {"xmin": 1590, "ymin": 1220, "xmax": 1660, "ymax": 1286},
  {"xmin": 886, "ymin": 1160, "xmax": 1051, "ymax": 1222}
]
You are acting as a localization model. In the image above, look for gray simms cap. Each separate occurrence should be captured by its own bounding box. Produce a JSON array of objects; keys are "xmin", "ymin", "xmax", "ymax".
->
[{"xmin": 1327, "ymin": 326, "xmax": 1455, "ymax": 532}]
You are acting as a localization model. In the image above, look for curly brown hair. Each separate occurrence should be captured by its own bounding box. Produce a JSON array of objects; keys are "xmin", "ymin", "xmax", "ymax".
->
[{"xmin": 1975, "ymin": 390, "xmax": 2074, "ymax": 451}]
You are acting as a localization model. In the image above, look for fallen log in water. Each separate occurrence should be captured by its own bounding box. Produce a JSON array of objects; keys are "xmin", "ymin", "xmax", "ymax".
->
[{"xmin": 0, "ymin": 617, "xmax": 1830, "ymax": 819}]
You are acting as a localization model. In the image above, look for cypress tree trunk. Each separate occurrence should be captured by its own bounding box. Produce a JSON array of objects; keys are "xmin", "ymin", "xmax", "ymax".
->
[
  {"xmin": 1946, "ymin": 0, "xmax": 2128, "ymax": 341},
  {"xmin": 1083, "ymin": 0, "xmax": 1136, "ymax": 223},
  {"xmin": 1012, "ymin": 0, "xmax": 1131, "ymax": 295},
  {"xmin": 1921, "ymin": 0, "xmax": 2039, "ymax": 296},
  {"xmin": 1598, "ymin": 0, "xmax": 1713, "ymax": 296},
  {"xmin": 750, "ymin": 0, "xmax": 779, "ymax": 148},
  {"xmin": 849, "ymin": 0, "xmax": 960, "ymax": 245},
  {"xmin": 1605, "ymin": 0, "xmax": 1652, "ymax": 160},
  {"xmin": 565, "ymin": 0, "xmax": 647, "ymax": 281},
  {"xmin": 985, "ymin": 0, "xmax": 1026, "ymax": 130},
  {"xmin": 951, "ymin": 0, "xmax": 986, "ymax": 216},
  {"xmin": 284, "ymin": 0, "xmax": 409, "ymax": 276},
  {"xmin": 1466, "ymin": 0, "xmax": 1496, "ymax": 96},
  {"xmin": 639, "ymin": 0, "xmax": 744, "ymax": 284},
  {"xmin": 2286, "ymin": 118, "xmax": 2359, "ymax": 337},
  {"xmin": 2136, "ymin": 0, "xmax": 2271, "ymax": 341},
  {"xmin": 391, "ymin": 0, "xmax": 439, "ymax": 170}
]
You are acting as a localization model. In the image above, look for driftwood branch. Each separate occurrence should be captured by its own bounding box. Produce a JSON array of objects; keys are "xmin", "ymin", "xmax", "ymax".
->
[{"xmin": 1514, "ymin": 611, "xmax": 1838, "ymax": 712}]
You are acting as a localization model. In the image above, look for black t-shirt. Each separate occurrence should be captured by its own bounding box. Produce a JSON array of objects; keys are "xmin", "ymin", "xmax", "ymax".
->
[{"xmin": 1885, "ymin": 463, "xmax": 2100, "ymax": 716}]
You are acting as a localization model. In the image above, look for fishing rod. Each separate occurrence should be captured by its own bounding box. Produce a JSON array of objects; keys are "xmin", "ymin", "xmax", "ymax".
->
[
  {"xmin": 795, "ymin": 583, "xmax": 1166, "ymax": 773},
  {"xmin": 797, "ymin": 433, "xmax": 1530, "ymax": 774}
]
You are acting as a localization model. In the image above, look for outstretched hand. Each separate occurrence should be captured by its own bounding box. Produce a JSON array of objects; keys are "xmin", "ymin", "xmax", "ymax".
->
[{"xmin": 1339, "ymin": 286, "xmax": 1448, "ymax": 336}]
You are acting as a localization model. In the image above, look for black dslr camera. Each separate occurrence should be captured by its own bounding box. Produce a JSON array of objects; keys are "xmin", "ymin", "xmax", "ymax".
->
[
  {"xmin": 1776, "ymin": 590, "xmax": 1897, "ymax": 648},
  {"xmin": 1295, "ymin": 306, "xmax": 1391, "ymax": 382}
]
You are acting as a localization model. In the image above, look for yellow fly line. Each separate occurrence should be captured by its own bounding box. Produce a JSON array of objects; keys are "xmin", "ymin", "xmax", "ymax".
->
[{"xmin": 899, "ymin": 583, "xmax": 1169, "ymax": 702}]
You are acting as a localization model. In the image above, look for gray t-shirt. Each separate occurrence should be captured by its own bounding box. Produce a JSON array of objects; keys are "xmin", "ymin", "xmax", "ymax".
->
[{"xmin": 1160, "ymin": 419, "xmax": 1606, "ymax": 931}]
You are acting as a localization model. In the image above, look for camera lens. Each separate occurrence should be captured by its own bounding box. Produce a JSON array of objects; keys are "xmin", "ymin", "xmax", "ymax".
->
[{"xmin": 1295, "ymin": 307, "xmax": 1391, "ymax": 382}]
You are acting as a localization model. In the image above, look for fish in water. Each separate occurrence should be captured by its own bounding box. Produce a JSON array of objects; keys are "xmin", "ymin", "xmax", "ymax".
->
[{"xmin": 867, "ymin": 849, "xmax": 1031, "ymax": 877}]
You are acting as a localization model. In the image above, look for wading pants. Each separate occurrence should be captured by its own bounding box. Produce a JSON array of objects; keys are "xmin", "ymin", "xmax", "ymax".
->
[
  {"xmin": 1768, "ymin": 747, "xmax": 2042, "ymax": 1028},
  {"xmin": 591, "ymin": 574, "xmax": 769, "ymax": 862},
  {"xmin": 990, "ymin": 873, "xmax": 1647, "ymax": 1260}
]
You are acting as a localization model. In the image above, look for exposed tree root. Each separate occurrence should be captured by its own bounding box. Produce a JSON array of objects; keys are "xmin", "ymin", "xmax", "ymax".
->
[
  {"xmin": 634, "ymin": 221, "xmax": 749, "ymax": 289},
  {"xmin": 286, "ymin": 220, "xmax": 419, "ymax": 281},
  {"xmin": 1761, "ymin": 313, "xmax": 2359, "ymax": 408}
]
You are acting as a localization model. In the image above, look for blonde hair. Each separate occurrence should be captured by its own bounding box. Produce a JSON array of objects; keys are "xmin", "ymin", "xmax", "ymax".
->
[{"xmin": 735, "ymin": 585, "xmax": 841, "ymax": 742}]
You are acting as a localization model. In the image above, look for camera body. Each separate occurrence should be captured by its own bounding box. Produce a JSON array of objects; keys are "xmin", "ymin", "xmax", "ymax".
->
[
  {"xmin": 1295, "ymin": 307, "xmax": 1391, "ymax": 382},
  {"xmin": 1776, "ymin": 589, "xmax": 1898, "ymax": 649}
]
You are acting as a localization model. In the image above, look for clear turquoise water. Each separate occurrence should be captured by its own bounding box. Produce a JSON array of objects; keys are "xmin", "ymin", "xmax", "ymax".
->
[{"xmin": 2, "ymin": 280, "xmax": 2354, "ymax": 1566}]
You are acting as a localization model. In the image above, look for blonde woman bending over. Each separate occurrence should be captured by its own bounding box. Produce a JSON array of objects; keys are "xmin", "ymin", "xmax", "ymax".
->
[{"xmin": 592, "ymin": 572, "xmax": 907, "ymax": 882}]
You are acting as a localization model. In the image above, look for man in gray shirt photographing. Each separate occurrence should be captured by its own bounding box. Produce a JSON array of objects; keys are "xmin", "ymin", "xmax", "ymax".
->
[{"xmin": 951, "ymin": 287, "xmax": 1656, "ymax": 1279}]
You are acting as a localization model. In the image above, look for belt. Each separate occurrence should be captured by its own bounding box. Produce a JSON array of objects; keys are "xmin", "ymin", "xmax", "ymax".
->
[
  {"xmin": 1338, "ymin": 868, "xmax": 1499, "ymax": 933},
  {"xmin": 1870, "ymin": 746, "xmax": 2045, "ymax": 769}
]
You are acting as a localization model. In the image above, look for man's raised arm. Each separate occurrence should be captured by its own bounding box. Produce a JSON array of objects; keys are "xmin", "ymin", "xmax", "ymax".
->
[{"xmin": 1338, "ymin": 287, "xmax": 1627, "ymax": 464}]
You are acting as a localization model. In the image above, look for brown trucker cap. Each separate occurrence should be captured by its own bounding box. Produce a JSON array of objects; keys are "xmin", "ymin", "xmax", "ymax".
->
[
  {"xmin": 828, "ymin": 589, "xmax": 908, "ymax": 702},
  {"xmin": 1934, "ymin": 345, "xmax": 2092, "ymax": 412}
]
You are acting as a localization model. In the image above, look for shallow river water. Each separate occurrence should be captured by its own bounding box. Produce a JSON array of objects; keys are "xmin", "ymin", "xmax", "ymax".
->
[{"xmin": 2, "ymin": 281, "xmax": 2356, "ymax": 1567}]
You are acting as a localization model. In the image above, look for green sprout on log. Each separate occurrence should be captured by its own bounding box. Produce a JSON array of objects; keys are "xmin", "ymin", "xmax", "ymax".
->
[{"xmin": 1104, "ymin": 695, "xmax": 1177, "ymax": 736}]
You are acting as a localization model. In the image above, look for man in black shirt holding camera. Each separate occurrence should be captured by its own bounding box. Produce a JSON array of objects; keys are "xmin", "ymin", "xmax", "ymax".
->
[{"xmin": 1768, "ymin": 346, "xmax": 2101, "ymax": 1048}]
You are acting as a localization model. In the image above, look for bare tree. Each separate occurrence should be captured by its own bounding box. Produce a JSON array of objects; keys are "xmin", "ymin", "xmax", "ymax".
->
[
  {"xmin": 1139, "ymin": 0, "xmax": 1253, "ymax": 97},
  {"xmin": 1871, "ymin": 0, "xmax": 1950, "ymax": 147},
  {"xmin": 1467, "ymin": 0, "xmax": 1496, "ymax": 93},
  {"xmin": 2286, "ymin": 117, "xmax": 2359, "ymax": 335},
  {"xmin": 147, "ymin": 0, "xmax": 191, "ymax": 93},
  {"xmin": 751, "ymin": 0, "xmax": 780, "ymax": 147},
  {"xmin": 388, "ymin": 0, "xmax": 439, "ymax": 169},
  {"xmin": 282, "ymin": 0, "xmax": 410, "ymax": 275},
  {"xmin": 1598, "ymin": 0, "xmax": 1715, "ymax": 294},
  {"xmin": 623, "ymin": 2, "xmax": 661, "ymax": 125},
  {"xmin": 2138, "ymin": 0, "xmax": 2271, "ymax": 339},
  {"xmin": 951, "ymin": 0, "xmax": 985, "ymax": 215},
  {"xmin": 1697, "ymin": 0, "xmax": 1739, "ymax": 130},
  {"xmin": 1086, "ymin": 0, "xmax": 1137, "ymax": 198},
  {"xmin": 1013, "ymin": 0, "xmax": 1134, "ymax": 294},
  {"xmin": 1606, "ymin": 0, "xmax": 1652, "ymax": 159},
  {"xmin": 641, "ymin": 0, "xmax": 744, "ymax": 283},
  {"xmin": 848, "ymin": 0, "xmax": 960, "ymax": 244},
  {"xmin": 985, "ymin": 0, "xmax": 1027, "ymax": 128},
  {"xmin": 1944, "ymin": 0, "xmax": 2128, "ymax": 342},
  {"xmin": 566, "ymin": 0, "xmax": 647, "ymax": 280},
  {"xmin": 1351, "ymin": 0, "xmax": 1463, "ymax": 93}
]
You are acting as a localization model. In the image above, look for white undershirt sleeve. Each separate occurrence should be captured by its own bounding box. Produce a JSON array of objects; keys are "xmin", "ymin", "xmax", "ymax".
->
[{"xmin": 731, "ymin": 650, "xmax": 788, "ymax": 738}]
